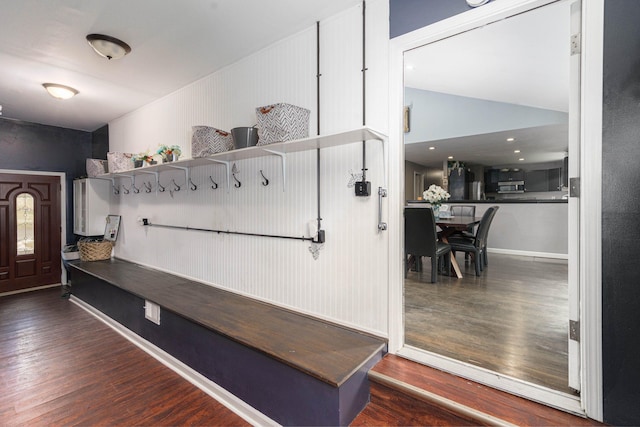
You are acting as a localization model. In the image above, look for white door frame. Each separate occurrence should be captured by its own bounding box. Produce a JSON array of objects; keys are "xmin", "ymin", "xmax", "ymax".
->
[
  {"xmin": 0, "ymin": 169, "xmax": 68, "ymax": 288},
  {"xmin": 387, "ymin": 0, "xmax": 603, "ymax": 420}
]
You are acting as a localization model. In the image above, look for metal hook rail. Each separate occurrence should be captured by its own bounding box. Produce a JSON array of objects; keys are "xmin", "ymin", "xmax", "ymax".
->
[{"xmin": 142, "ymin": 220, "xmax": 323, "ymax": 243}]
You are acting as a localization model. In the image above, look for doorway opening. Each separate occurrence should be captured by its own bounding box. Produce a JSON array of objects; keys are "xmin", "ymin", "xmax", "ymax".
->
[{"xmin": 397, "ymin": 0, "xmax": 583, "ymax": 413}]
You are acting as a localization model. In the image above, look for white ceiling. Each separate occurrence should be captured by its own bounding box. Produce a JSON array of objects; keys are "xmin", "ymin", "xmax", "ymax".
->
[
  {"xmin": 0, "ymin": 0, "xmax": 360, "ymax": 132},
  {"xmin": 403, "ymin": 1, "xmax": 572, "ymax": 167}
]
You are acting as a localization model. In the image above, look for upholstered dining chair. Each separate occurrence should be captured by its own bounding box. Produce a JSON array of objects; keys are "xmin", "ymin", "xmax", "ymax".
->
[
  {"xmin": 447, "ymin": 206, "xmax": 498, "ymax": 276},
  {"xmin": 404, "ymin": 207, "xmax": 452, "ymax": 283},
  {"xmin": 450, "ymin": 205, "xmax": 477, "ymax": 235}
]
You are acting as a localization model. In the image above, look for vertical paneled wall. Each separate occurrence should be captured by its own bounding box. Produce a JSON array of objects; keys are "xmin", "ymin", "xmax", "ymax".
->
[{"xmin": 108, "ymin": 1, "xmax": 390, "ymax": 335}]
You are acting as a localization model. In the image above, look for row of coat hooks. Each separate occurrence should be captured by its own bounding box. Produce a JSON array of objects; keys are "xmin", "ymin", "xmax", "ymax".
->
[{"xmin": 113, "ymin": 169, "xmax": 270, "ymax": 194}]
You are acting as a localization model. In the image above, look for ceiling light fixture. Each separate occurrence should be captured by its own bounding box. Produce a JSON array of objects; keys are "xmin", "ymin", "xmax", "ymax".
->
[
  {"xmin": 514, "ymin": 150, "xmax": 521, "ymax": 153},
  {"xmin": 429, "ymin": 146, "xmax": 435, "ymax": 150},
  {"xmin": 86, "ymin": 33, "xmax": 131, "ymax": 60},
  {"xmin": 506, "ymin": 137, "xmax": 515, "ymax": 142},
  {"xmin": 42, "ymin": 83, "xmax": 78, "ymax": 100},
  {"xmin": 519, "ymin": 158, "xmax": 525, "ymax": 161}
]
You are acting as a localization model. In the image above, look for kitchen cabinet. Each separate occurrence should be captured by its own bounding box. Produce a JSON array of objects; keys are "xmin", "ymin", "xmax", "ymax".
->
[
  {"xmin": 525, "ymin": 170, "xmax": 548, "ymax": 192},
  {"xmin": 548, "ymin": 167, "xmax": 563, "ymax": 191},
  {"xmin": 484, "ymin": 169, "xmax": 500, "ymax": 193},
  {"xmin": 74, "ymin": 178, "xmax": 110, "ymax": 236},
  {"xmin": 498, "ymin": 169, "xmax": 524, "ymax": 182}
]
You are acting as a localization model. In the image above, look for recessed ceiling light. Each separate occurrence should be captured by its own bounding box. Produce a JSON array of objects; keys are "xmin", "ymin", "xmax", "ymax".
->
[
  {"xmin": 514, "ymin": 150, "xmax": 520, "ymax": 153},
  {"xmin": 86, "ymin": 34, "xmax": 131, "ymax": 60},
  {"xmin": 518, "ymin": 158, "xmax": 525, "ymax": 161},
  {"xmin": 448, "ymin": 156, "xmax": 454, "ymax": 159},
  {"xmin": 429, "ymin": 146, "xmax": 435, "ymax": 150},
  {"xmin": 506, "ymin": 137, "xmax": 515, "ymax": 142},
  {"xmin": 42, "ymin": 83, "xmax": 78, "ymax": 100}
]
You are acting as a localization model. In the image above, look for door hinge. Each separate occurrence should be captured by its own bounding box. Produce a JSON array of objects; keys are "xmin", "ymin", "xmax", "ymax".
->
[
  {"xmin": 569, "ymin": 177, "xmax": 580, "ymax": 197},
  {"xmin": 570, "ymin": 32, "xmax": 581, "ymax": 55},
  {"xmin": 569, "ymin": 320, "xmax": 580, "ymax": 342}
]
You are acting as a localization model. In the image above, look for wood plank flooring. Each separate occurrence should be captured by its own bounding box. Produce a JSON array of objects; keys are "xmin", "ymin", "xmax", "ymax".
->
[
  {"xmin": 0, "ymin": 287, "xmax": 248, "ymax": 427},
  {"xmin": 405, "ymin": 252, "xmax": 573, "ymax": 393},
  {"xmin": 352, "ymin": 354, "xmax": 603, "ymax": 427}
]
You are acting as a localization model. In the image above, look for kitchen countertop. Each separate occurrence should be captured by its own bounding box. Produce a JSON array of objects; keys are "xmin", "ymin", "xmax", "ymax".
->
[{"xmin": 407, "ymin": 199, "xmax": 568, "ymax": 204}]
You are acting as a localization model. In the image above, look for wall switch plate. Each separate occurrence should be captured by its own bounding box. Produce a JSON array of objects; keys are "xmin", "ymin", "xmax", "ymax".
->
[{"xmin": 355, "ymin": 181, "xmax": 371, "ymax": 197}]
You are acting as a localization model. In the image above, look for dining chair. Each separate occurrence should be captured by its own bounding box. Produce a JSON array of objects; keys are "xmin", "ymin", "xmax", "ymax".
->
[
  {"xmin": 447, "ymin": 206, "xmax": 497, "ymax": 276},
  {"xmin": 404, "ymin": 207, "xmax": 452, "ymax": 283},
  {"xmin": 450, "ymin": 205, "xmax": 476, "ymax": 218}
]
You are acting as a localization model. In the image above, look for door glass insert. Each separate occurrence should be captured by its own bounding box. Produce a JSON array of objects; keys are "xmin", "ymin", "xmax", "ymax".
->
[{"xmin": 16, "ymin": 193, "xmax": 35, "ymax": 255}]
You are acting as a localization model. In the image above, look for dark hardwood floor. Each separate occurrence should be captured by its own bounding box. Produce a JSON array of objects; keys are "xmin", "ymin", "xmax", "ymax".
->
[
  {"xmin": 405, "ymin": 252, "xmax": 573, "ymax": 394},
  {"xmin": 0, "ymin": 287, "xmax": 248, "ymax": 427}
]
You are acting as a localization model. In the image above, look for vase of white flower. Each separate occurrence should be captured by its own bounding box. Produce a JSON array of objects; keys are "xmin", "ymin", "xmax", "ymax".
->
[{"xmin": 423, "ymin": 184, "xmax": 450, "ymax": 218}]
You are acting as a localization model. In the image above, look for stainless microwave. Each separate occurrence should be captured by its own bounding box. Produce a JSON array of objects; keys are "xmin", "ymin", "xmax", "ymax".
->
[{"xmin": 498, "ymin": 180, "xmax": 525, "ymax": 193}]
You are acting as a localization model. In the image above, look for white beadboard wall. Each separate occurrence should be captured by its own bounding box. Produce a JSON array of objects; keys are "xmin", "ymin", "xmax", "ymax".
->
[{"xmin": 108, "ymin": 0, "xmax": 390, "ymax": 336}]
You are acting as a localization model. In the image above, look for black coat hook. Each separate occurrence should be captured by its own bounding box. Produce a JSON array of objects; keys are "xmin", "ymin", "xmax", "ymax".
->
[
  {"xmin": 112, "ymin": 184, "xmax": 120, "ymax": 195},
  {"xmin": 209, "ymin": 176, "xmax": 218, "ymax": 190},
  {"xmin": 189, "ymin": 178, "xmax": 197, "ymax": 191},
  {"xmin": 172, "ymin": 179, "xmax": 181, "ymax": 191},
  {"xmin": 122, "ymin": 185, "xmax": 130, "ymax": 194},
  {"xmin": 233, "ymin": 173, "xmax": 241, "ymax": 188},
  {"xmin": 144, "ymin": 182, "xmax": 152, "ymax": 193},
  {"xmin": 260, "ymin": 170, "xmax": 269, "ymax": 186},
  {"xmin": 158, "ymin": 181, "xmax": 166, "ymax": 192}
]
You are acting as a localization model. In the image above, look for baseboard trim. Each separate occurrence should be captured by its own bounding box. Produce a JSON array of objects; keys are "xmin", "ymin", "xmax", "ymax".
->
[
  {"xmin": 370, "ymin": 370, "xmax": 518, "ymax": 427},
  {"xmin": 70, "ymin": 295, "xmax": 278, "ymax": 427},
  {"xmin": 0, "ymin": 283, "xmax": 60, "ymax": 298},
  {"xmin": 488, "ymin": 248, "xmax": 568, "ymax": 260}
]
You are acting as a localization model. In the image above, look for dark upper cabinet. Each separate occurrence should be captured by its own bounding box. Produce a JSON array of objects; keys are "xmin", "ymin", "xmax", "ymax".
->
[
  {"xmin": 548, "ymin": 167, "xmax": 562, "ymax": 191},
  {"xmin": 525, "ymin": 170, "xmax": 548, "ymax": 192},
  {"xmin": 484, "ymin": 169, "xmax": 499, "ymax": 193},
  {"xmin": 498, "ymin": 169, "xmax": 524, "ymax": 182}
]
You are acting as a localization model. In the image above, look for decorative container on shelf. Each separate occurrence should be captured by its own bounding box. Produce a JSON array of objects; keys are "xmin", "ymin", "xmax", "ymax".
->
[
  {"xmin": 158, "ymin": 145, "xmax": 181, "ymax": 162},
  {"xmin": 107, "ymin": 152, "xmax": 135, "ymax": 173},
  {"xmin": 255, "ymin": 103, "xmax": 310, "ymax": 145},
  {"xmin": 231, "ymin": 126, "xmax": 259, "ymax": 149},
  {"xmin": 86, "ymin": 159, "xmax": 108, "ymax": 177},
  {"xmin": 191, "ymin": 126, "xmax": 233, "ymax": 157}
]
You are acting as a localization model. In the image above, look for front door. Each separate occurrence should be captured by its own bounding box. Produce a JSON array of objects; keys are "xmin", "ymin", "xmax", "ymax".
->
[{"xmin": 0, "ymin": 173, "xmax": 61, "ymax": 293}]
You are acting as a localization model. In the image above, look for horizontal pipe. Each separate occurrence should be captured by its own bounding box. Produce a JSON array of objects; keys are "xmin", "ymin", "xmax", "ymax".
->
[{"xmin": 143, "ymin": 221, "xmax": 314, "ymax": 242}]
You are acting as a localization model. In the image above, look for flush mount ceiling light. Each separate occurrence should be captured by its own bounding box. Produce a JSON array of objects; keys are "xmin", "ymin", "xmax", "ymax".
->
[
  {"xmin": 466, "ymin": 0, "xmax": 491, "ymax": 6},
  {"xmin": 42, "ymin": 83, "xmax": 78, "ymax": 100},
  {"xmin": 86, "ymin": 33, "xmax": 131, "ymax": 60}
]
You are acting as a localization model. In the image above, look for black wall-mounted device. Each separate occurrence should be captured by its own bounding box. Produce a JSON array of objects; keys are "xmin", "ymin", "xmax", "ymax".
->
[{"xmin": 355, "ymin": 180, "xmax": 371, "ymax": 197}]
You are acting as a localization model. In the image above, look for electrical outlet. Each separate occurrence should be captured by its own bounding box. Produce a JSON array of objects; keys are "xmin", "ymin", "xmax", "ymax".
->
[{"xmin": 355, "ymin": 181, "xmax": 371, "ymax": 197}]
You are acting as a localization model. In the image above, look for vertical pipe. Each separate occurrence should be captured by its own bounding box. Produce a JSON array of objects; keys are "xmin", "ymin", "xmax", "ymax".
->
[
  {"xmin": 316, "ymin": 21, "xmax": 322, "ymax": 236},
  {"xmin": 361, "ymin": 0, "xmax": 368, "ymax": 182}
]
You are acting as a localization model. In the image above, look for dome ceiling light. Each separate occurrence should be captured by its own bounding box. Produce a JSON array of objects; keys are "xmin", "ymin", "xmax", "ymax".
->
[
  {"xmin": 86, "ymin": 34, "xmax": 131, "ymax": 60},
  {"xmin": 42, "ymin": 83, "xmax": 79, "ymax": 100}
]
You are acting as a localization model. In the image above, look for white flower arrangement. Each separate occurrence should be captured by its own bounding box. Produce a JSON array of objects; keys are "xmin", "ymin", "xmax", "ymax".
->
[{"xmin": 423, "ymin": 184, "xmax": 450, "ymax": 205}]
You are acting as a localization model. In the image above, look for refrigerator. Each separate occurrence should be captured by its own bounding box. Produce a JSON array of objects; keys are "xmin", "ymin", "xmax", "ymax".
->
[{"xmin": 448, "ymin": 168, "xmax": 473, "ymax": 200}]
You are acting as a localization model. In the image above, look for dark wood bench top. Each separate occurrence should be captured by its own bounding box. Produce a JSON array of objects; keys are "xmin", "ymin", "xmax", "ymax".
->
[{"xmin": 69, "ymin": 258, "xmax": 386, "ymax": 387}]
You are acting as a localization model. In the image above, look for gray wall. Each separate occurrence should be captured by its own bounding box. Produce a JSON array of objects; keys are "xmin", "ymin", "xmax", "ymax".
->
[
  {"xmin": 0, "ymin": 118, "xmax": 109, "ymax": 243},
  {"xmin": 404, "ymin": 88, "xmax": 567, "ymax": 144},
  {"xmin": 602, "ymin": 1, "xmax": 640, "ymax": 424}
]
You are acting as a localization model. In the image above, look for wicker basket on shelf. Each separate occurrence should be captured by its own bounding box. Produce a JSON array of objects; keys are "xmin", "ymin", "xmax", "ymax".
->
[{"xmin": 78, "ymin": 240, "xmax": 113, "ymax": 261}]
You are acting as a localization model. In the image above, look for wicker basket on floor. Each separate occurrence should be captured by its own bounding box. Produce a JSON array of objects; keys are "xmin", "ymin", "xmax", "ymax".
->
[{"xmin": 78, "ymin": 240, "xmax": 113, "ymax": 261}]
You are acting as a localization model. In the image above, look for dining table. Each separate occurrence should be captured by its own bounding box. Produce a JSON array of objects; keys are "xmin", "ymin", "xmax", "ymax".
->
[{"xmin": 436, "ymin": 215, "xmax": 482, "ymax": 279}]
